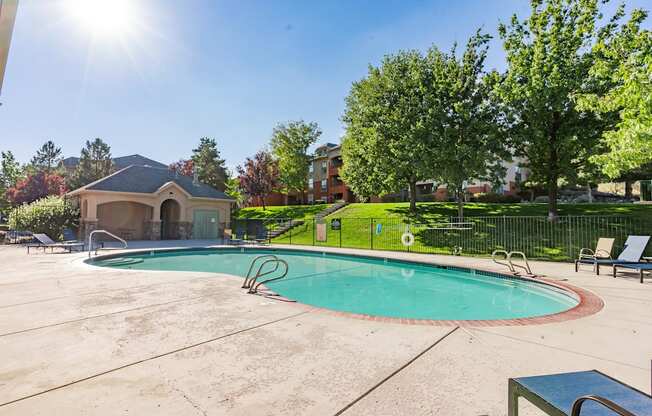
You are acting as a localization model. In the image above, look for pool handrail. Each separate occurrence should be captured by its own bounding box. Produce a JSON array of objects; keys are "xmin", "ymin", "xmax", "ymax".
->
[
  {"xmin": 492, "ymin": 250, "xmax": 515, "ymax": 273},
  {"xmin": 508, "ymin": 251, "xmax": 534, "ymax": 276},
  {"xmin": 250, "ymin": 259, "xmax": 289, "ymax": 293},
  {"xmin": 242, "ymin": 254, "xmax": 279, "ymax": 288},
  {"xmin": 88, "ymin": 230, "xmax": 128, "ymax": 257}
]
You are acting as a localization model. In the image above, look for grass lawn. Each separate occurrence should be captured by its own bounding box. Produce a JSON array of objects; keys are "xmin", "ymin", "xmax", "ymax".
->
[
  {"xmin": 236, "ymin": 204, "xmax": 332, "ymax": 220},
  {"xmin": 236, "ymin": 202, "xmax": 652, "ymax": 261},
  {"xmin": 329, "ymin": 202, "xmax": 652, "ymax": 220}
]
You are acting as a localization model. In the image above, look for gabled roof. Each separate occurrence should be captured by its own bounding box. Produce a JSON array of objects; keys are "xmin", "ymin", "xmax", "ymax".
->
[
  {"xmin": 69, "ymin": 165, "xmax": 234, "ymax": 201},
  {"xmin": 112, "ymin": 154, "xmax": 167, "ymax": 169},
  {"xmin": 60, "ymin": 154, "xmax": 167, "ymax": 169}
]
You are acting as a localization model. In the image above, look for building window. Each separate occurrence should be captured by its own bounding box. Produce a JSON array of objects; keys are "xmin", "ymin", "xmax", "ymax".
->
[
  {"xmin": 321, "ymin": 161, "xmax": 327, "ymax": 175},
  {"xmin": 308, "ymin": 180, "xmax": 314, "ymax": 190},
  {"xmin": 309, "ymin": 163, "xmax": 314, "ymax": 174},
  {"xmin": 321, "ymin": 179, "xmax": 327, "ymax": 191}
]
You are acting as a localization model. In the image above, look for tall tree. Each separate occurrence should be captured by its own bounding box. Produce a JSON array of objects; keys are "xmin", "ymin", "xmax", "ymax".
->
[
  {"xmin": 30, "ymin": 140, "xmax": 62, "ymax": 172},
  {"xmin": 341, "ymin": 50, "xmax": 433, "ymax": 213},
  {"xmin": 237, "ymin": 150, "xmax": 279, "ymax": 210},
  {"xmin": 0, "ymin": 151, "xmax": 22, "ymax": 214},
  {"xmin": 191, "ymin": 138, "xmax": 228, "ymax": 191},
  {"xmin": 577, "ymin": 7, "xmax": 651, "ymax": 179},
  {"xmin": 496, "ymin": 0, "xmax": 623, "ymax": 220},
  {"xmin": 270, "ymin": 121, "xmax": 321, "ymax": 199},
  {"xmin": 426, "ymin": 32, "xmax": 510, "ymax": 218},
  {"xmin": 68, "ymin": 138, "xmax": 113, "ymax": 189}
]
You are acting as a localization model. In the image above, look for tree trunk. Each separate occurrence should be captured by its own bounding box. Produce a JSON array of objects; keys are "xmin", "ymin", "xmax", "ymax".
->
[
  {"xmin": 547, "ymin": 112, "xmax": 560, "ymax": 222},
  {"xmin": 625, "ymin": 181, "xmax": 633, "ymax": 199},
  {"xmin": 408, "ymin": 180, "xmax": 417, "ymax": 214},
  {"xmin": 457, "ymin": 188, "xmax": 464, "ymax": 220},
  {"xmin": 261, "ymin": 196, "xmax": 266, "ymax": 211},
  {"xmin": 587, "ymin": 184, "xmax": 593, "ymax": 204}
]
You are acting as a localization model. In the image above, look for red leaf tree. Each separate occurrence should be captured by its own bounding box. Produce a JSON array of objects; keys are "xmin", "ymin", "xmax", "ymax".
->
[
  {"xmin": 237, "ymin": 150, "xmax": 279, "ymax": 210},
  {"xmin": 169, "ymin": 159, "xmax": 194, "ymax": 177},
  {"xmin": 6, "ymin": 172, "xmax": 68, "ymax": 205}
]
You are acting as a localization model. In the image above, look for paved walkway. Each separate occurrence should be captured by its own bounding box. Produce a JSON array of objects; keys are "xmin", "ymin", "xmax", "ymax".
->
[{"xmin": 0, "ymin": 243, "xmax": 650, "ymax": 415}]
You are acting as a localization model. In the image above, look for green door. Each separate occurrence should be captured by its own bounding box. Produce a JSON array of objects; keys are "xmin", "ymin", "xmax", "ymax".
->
[{"xmin": 192, "ymin": 210, "xmax": 219, "ymax": 239}]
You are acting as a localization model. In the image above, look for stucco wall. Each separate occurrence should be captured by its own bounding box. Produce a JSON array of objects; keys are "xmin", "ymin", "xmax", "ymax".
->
[{"xmin": 97, "ymin": 201, "xmax": 153, "ymax": 240}]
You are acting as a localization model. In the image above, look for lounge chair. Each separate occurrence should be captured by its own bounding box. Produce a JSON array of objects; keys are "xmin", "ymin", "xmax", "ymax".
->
[
  {"xmin": 230, "ymin": 226, "xmax": 246, "ymax": 245},
  {"xmin": 27, "ymin": 233, "xmax": 85, "ymax": 254},
  {"xmin": 576, "ymin": 235, "xmax": 650, "ymax": 275},
  {"xmin": 613, "ymin": 263, "xmax": 652, "ymax": 284},
  {"xmin": 253, "ymin": 225, "xmax": 269, "ymax": 244},
  {"xmin": 63, "ymin": 228, "xmax": 79, "ymax": 243},
  {"xmin": 575, "ymin": 237, "xmax": 614, "ymax": 272},
  {"xmin": 509, "ymin": 370, "xmax": 652, "ymax": 416}
]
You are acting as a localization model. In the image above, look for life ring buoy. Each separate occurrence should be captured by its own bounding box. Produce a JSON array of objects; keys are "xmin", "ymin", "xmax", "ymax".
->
[{"xmin": 401, "ymin": 232, "xmax": 415, "ymax": 247}]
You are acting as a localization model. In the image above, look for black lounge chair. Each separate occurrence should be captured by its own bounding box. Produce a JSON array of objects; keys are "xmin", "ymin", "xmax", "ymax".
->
[
  {"xmin": 576, "ymin": 235, "xmax": 650, "ymax": 275},
  {"xmin": 509, "ymin": 370, "xmax": 652, "ymax": 416},
  {"xmin": 27, "ymin": 233, "xmax": 85, "ymax": 254},
  {"xmin": 613, "ymin": 263, "xmax": 652, "ymax": 284},
  {"xmin": 230, "ymin": 226, "xmax": 246, "ymax": 245}
]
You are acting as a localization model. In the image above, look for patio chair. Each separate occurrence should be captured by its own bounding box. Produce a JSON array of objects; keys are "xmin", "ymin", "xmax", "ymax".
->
[
  {"xmin": 253, "ymin": 224, "xmax": 269, "ymax": 244},
  {"xmin": 574, "ymin": 238, "xmax": 615, "ymax": 272},
  {"xmin": 230, "ymin": 226, "xmax": 246, "ymax": 245},
  {"xmin": 26, "ymin": 233, "xmax": 85, "ymax": 254},
  {"xmin": 576, "ymin": 235, "xmax": 650, "ymax": 275},
  {"xmin": 508, "ymin": 370, "xmax": 652, "ymax": 416},
  {"xmin": 612, "ymin": 263, "xmax": 652, "ymax": 284},
  {"xmin": 63, "ymin": 228, "xmax": 79, "ymax": 243}
]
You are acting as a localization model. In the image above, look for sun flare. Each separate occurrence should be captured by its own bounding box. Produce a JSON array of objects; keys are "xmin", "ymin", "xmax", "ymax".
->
[{"xmin": 66, "ymin": 0, "xmax": 138, "ymax": 38}]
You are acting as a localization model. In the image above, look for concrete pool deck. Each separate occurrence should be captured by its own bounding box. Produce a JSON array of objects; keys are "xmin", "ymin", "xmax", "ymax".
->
[{"xmin": 0, "ymin": 243, "xmax": 650, "ymax": 415}]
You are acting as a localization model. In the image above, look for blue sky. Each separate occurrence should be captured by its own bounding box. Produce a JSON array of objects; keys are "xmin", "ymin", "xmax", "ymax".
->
[{"xmin": 1, "ymin": 0, "xmax": 649, "ymax": 171}]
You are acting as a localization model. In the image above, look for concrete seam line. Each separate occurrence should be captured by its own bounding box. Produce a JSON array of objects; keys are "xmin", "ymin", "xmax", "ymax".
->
[
  {"xmin": 472, "ymin": 328, "xmax": 648, "ymax": 371},
  {"xmin": 0, "ymin": 292, "xmax": 226, "ymax": 337},
  {"xmin": 0, "ymin": 275, "xmax": 215, "ymax": 309},
  {"xmin": 0, "ymin": 311, "xmax": 309, "ymax": 408},
  {"xmin": 333, "ymin": 326, "xmax": 459, "ymax": 416}
]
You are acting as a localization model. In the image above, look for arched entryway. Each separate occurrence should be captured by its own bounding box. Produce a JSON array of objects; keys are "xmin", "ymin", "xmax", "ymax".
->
[{"xmin": 160, "ymin": 199, "xmax": 181, "ymax": 239}]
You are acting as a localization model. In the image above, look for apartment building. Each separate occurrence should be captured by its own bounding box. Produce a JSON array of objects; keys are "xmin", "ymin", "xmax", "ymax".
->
[{"xmin": 306, "ymin": 143, "xmax": 356, "ymax": 203}]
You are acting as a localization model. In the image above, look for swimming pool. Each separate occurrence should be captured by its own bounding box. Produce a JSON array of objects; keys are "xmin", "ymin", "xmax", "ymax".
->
[{"xmin": 89, "ymin": 248, "xmax": 579, "ymax": 321}]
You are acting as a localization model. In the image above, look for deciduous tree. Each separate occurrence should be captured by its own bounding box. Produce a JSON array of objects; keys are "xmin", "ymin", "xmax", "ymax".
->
[
  {"xmin": 237, "ymin": 150, "xmax": 279, "ymax": 210},
  {"xmin": 496, "ymin": 0, "xmax": 624, "ymax": 220},
  {"xmin": 577, "ymin": 7, "xmax": 651, "ymax": 178},
  {"xmin": 426, "ymin": 31, "xmax": 510, "ymax": 219},
  {"xmin": 6, "ymin": 171, "xmax": 67, "ymax": 205},
  {"xmin": 341, "ymin": 50, "xmax": 433, "ymax": 213},
  {"xmin": 169, "ymin": 159, "xmax": 194, "ymax": 177},
  {"xmin": 270, "ymin": 121, "xmax": 321, "ymax": 199}
]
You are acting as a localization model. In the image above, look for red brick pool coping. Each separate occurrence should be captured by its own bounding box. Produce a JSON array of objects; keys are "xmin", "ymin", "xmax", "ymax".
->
[
  {"xmin": 89, "ymin": 246, "xmax": 604, "ymax": 327},
  {"xmin": 291, "ymin": 277, "xmax": 604, "ymax": 327}
]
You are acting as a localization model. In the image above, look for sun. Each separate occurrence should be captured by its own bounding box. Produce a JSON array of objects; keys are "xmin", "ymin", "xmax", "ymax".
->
[{"xmin": 66, "ymin": 0, "xmax": 138, "ymax": 38}]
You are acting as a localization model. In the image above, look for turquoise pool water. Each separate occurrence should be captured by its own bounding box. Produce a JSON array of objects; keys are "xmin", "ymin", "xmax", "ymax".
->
[{"xmin": 90, "ymin": 248, "xmax": 578, "ymax": 320}]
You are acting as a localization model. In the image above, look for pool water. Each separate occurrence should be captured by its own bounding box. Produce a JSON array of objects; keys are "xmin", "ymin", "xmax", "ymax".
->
[{"xmin": 90, "ymin": 248, "xmax": 578, "ymax": 321}]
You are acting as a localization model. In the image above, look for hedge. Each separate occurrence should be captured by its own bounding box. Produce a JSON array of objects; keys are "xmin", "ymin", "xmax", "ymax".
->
[{"xmin": 8, "ymin": 196, "xmax": 79, "ymax": 240}]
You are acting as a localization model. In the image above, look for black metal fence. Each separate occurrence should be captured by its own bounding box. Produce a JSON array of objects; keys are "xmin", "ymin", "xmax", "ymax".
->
[{"xmin": 231, "ymin": 215, "xmax": 652, "ymax": 261}]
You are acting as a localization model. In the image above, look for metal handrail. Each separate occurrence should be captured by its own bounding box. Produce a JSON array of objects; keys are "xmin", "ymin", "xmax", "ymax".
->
[
  {"xmin": 242, "ymin": 255, "xmax": 279, "ymax": 288},
  {"xmin": 508, "ymin": 251, "xmax": 534, "ymax": 276},
  {"xmin": 88, "ymin": 230, "xmax": 128, "ymax": 257},
  {"xmin": 571, "ymin": 395, "xmax": 636, "ymax": 416},
  {"xmin": 492, "ymin": 250, "xmax": 515, "ymax": 273},
  {"xmin": 250, "ymin": 259, "xmax": 289, "ymax": 294}
]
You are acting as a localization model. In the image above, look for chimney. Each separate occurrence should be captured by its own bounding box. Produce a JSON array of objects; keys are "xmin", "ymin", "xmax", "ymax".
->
[{"xmin": 192, "ymin": 168, "xmax": 199, "ymax": 186}]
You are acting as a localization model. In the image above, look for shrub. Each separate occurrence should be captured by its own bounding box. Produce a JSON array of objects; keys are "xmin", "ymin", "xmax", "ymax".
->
[
  {"xmin": 474, "ymin": 193, "xmax": 522, "ymax": 203},
  {"xmin": 8, "ymin": 196, "xmax": 78, "ymax": 240}
]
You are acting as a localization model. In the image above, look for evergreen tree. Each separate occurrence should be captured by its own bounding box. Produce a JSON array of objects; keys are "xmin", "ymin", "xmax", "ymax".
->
[{"xmin": 191, "ymin": 138, "xmax": 228, "ymax": 191}]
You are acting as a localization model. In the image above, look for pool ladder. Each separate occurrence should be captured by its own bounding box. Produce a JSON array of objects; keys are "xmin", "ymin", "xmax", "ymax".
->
[
  {"xmin": 491, "ymin": 250, "xmax": 535, "ymax": 277},
  {"xmin": 242, "ymin": 255, "xmax": 289, "ymax": 294}
]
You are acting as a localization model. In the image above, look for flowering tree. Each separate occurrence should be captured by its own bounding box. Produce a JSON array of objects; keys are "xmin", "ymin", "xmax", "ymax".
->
[
  {"xmin": 6, "ymin": 172, "xmax": 67, "ymax": 205},
  {"xmin": 237, "ymin": 150, "xmax": 279, "ymax": 210},
  {"xmin": 169, "ymin": 159, "xmax": 194, "ymax": 176}
]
